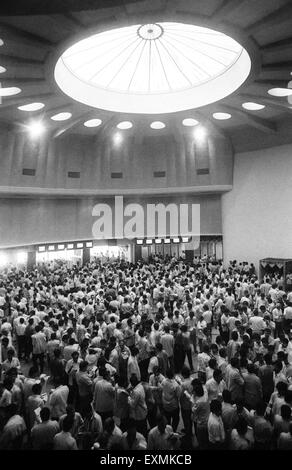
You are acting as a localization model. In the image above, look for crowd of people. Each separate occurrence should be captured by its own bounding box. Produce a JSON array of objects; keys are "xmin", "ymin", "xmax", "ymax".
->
[{"xmin": 0, "ymin": 254, "xmax": 292, "ymax": 451}]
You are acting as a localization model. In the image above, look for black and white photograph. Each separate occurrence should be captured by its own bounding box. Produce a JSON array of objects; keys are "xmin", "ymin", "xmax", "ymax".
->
[{"xmin": 0, "ymin": 0, "xmax": 292, "ymax": 459}]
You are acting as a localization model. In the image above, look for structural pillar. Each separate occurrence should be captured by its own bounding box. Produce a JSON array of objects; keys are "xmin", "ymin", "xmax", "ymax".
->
[
  {"xmin": 27, "ymin": 251, "xmax": 36, "ymax": 271},
  {"xmin": 83, "ymin": 247, "xmax": 91, "ymax": 266}
]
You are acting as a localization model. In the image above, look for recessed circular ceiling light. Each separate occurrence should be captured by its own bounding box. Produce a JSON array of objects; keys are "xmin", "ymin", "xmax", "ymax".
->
[
  {"xmin": 182, "ymin": 118, "xmax": 199, "ymax": 127},
  {"xmin": 84, "ymin": 118, "xmax": 102, "ymax": 127},
  {"xmin": 150, "ymin": 121, "xmax": 165, "ymax": 129},
  {"xmin": 268, "ymin": 88, "xmax": 292, "ymax": 97},
  {"xmin": 55, "ymin": 22, "xmax": 252, "ymax": 114},
  {"xmin": 213, "ymin": 112, "xmax": 232, "ymax": 120},
  {"xmin": 242, "ymin": 102, "xmax": 265, "ymax": 111},
  {"xmin": 51, "ymin": 112, "xmax": 72, "ymax": 121},
  {"xmin": 18, "ymin": 102, "xmax": 45, "ymax": 112},
  {"xmin": 0, "ymin": 66, "xmax": 6, "ymax": 74},
  {"xmin": 117, "ymin": 121, "xmax": 133, "ymax": 130},
  {"xmin": 0, "ymin": 87, "xmax": 21, "ymax": 96}
]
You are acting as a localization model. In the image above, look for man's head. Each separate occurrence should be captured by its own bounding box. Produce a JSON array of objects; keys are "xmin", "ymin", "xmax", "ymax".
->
[
  {"xmin": 104, "ymin": 417, "xmax": 115, "ymax": 435},
  {"xmin": 276, "ymin": 381, "xmax": 288, "ymax": 397},
  {"xmin": 32, "ymin": 383, "xmax": 42, "ymax": 395},
  {"xmin": 231, "ymin": 357, "xmax": 240, "ymax": 369},
  {"xmin": 210, "ymin": 399, "xmax": 222, "ymax": 416},
  {"xmin": 40, "ymin": 406, "xmax": 50, "ymax": 422},
  {"xmin": 222, "ymin": 389, "xmax": 232, "ymax": 404},
  {"xmin": 255, "ymin": 401, "xmax": 266, "ymax": 417},
  {"xmin": 7, "ymin": 347, "xmax": 15, "ymax": 360},
  {"xmin": 79, "ymin": 360, "xmax": 88, "ymax": 372},
  {"xmin": 213, "ymin": 369, "xmax": 222, "ymax": 383},
  {"xmin": 72, "ymin": 351, "xmax": 79, "ymax": 362},
  {"xmin": 281, "ymin": 404, "xmax": 291, "ymax": 421},
  {"xmin": 157, "ymin": 415, "xmax": 168, "ymax": 434},
  {"xmin": 126, "ymin": 418, "xmax": 137, "ymax": 438},
  {"xmin": 235, "ymin": 417, "xmax": 248, "ymax": 437},
  {"xmin": 129, "ymin": 373, "xmax": 139, "ymax": 388},
  {"xmin": 62, "ymin": 415, "xmax": 74, "ymax": 433},
  {"xmin": 181, "ymin": 366, "xmax": 190, "ymax": 379}
]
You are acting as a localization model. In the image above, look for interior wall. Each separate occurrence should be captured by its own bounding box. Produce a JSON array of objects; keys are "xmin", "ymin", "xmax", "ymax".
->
[
  {"xmin": 222, "ymin": 143, "xmax": 292, "ymax": 269},
  {"xmin": 0, "ymin": 124, "xmax": 233, "ymax": 191},
  {"xmin": 0, "ymin": 194, "xmax": 222, "ymax": 248}
]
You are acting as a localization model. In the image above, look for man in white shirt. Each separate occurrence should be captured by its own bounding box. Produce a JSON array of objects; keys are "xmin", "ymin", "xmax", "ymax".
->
[
  {"xmin": 284, "ymin": 302, "xmax": 292, "ymax": 334},
  {"xmin": 128, "ymin": 374, "xmax": 148, "ymax": 437},
  {"xmin": 160, "ymin": 326, "xmax": 174, "ymax": 370},
  {"xmin": 208, "ymin": 399, "xmax": 225, "ymax": 449},
  {"xmin": 31, "ymin": 325, "xmax": 47, "ymax": 374},
  {"xmin": 92, "ymin": 368, "xmax": 115, "ymax": 422},
  {"xmin": 53, "ymin": 415, "xmax": 78, "ymax": 450},
  {"xmin": 31, "ymin": 406, "xmax": 59, "ymax": 450},
  {"xmin": 206, "ymin": 369, "xmax": 226, "ymax": 402},
  {"xmin": 249, "ymin": 311, "xmax": 266, "ymax": 335},
  {"xmin": 148, "ymin": 416, "xmax": 173, "ymax": 450},
  {"xmin": 15, "ymin": 317, "xmax": 26, "ymax": 360},
  {"xmin": 49, "ymin": 378, "xmax": 69, "ymax": 421}
]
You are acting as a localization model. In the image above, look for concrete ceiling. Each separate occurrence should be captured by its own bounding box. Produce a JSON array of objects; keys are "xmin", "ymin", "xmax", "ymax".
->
[{"xmin": 1, "ymin": 0, "xmax": 292, "ymax": 152}]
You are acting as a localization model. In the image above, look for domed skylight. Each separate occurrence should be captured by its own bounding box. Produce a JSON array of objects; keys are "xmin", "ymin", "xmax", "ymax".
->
[{"xmin": 55, "ymin": 22, "xmax": 251, "ymax": 114}]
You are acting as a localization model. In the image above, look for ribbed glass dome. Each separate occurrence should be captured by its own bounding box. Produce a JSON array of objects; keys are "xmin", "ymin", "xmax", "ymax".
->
[{"xmin": 55, "ymin": 22, "xmax": 251, "ymax": 114}]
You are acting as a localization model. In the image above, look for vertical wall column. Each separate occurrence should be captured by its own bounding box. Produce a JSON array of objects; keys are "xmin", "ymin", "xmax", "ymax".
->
[
  {"xmin": 134, "ymin": 245, "xmax": 142, "ymax": 263},
  {"xmin": 83, "ymin": 247, "xmax": 91, "ymax": 266},
  {"xmin": 27, "ymin": 251, "xmax": 36, "ymax": 271}
]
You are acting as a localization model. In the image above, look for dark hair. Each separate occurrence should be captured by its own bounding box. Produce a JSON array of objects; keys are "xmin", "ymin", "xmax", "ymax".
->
[
  {"xmin": 28, "ymin": 366, "xmax": 39, "ymax": 378},
  {"xmin": 193, "ymin": 383, "xmax": 204, "ymax": 397},
  {"xmin": 276, "ymin": 381, "xmax": 288, "ymax": 396},
  {"xmin": 213, "ymin": 369, "xmax": 222, "ymax": 380},
  {"xmin": 129, "ymin": 374, "xmax": 139, "ymax": 387},
  {"xmin": 235, "ymin": 417, "xmax": 248, "ymax": 436},
  {"xmin": 208, "ymin": 358, "xmax": 217, "ymax": 370},
  {"xmin": 131, "ymin": 346, "xmax": 139, "ymax": 356},
  {"xmin": 231, "ymin": 357, "xmax": 239, "ymax": 368},
  {"xmin": 264, "ymin": 353, "xmax": 272, "ymax": 365},
  {"xmin": 281, "ymin": 404, "xmax": 292, "ymax": 421},
  {"xmin": 231, "ymin": 331, "xmax": 239, "ymax": 341},
  {"xmin": 247, "ymin": 363, "xmax": 255, "ymax": 374},
  {"xmin": 222, "ymin": 389, "xmax": 232, "ymax": 403},
  {"xmin": 210, "ymin": 399, "xmax": 222, "ymax": 414},
  {"xmin": 104, "ymin": 417, "xmax": 115, "ymax": 434},
  {"xmin": 62, "ymin": 415, "xmax": 74, "ymax": 432},
  {"xmin": 284, "ymin": 390, "xmax": 292, "ymax": 404},
  {"xmin": 32, "ymin": 383, "xmax": 42, "ymax": 395},
  {"xmin": 40, "ymin": 407, "xmax": 50, "ymax": 422},
  {"xmin": 256, "ymin": 401, "xmax": 266, "ymax": 416},
  {"xmin": 219, "ymin": 348, "xmax": 226, "ymax": 358},
  {"xmin": 181, "ymin": 366, "xmax": 190, "ymax": 378},
  {"xmin": 79, "ymin": 360, "xmax": 88, "ymax": 372}
]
